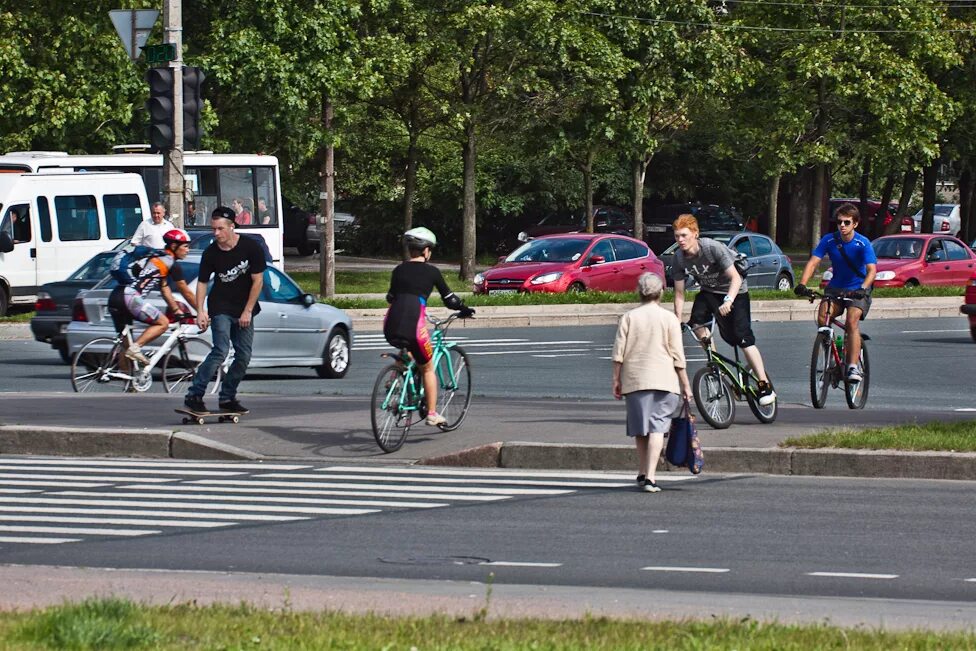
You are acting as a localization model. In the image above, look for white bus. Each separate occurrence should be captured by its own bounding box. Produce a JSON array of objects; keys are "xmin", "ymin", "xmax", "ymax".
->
[{"xmin": 0, "ymin": 149, "xmax": 285, "ymax": 267}]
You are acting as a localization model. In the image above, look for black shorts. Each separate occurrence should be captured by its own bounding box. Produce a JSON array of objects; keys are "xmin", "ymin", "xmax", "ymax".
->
[
  {"xmin": 108, "ymin": 286, "xmax": 133, "ymax": 334},
  {"xmin": 689, "ymin": 291, "xmax": 756, "ymax": 349},
  {"xmin": 825, "ymin": 286, "xmax": 872, "ymax": 320}
]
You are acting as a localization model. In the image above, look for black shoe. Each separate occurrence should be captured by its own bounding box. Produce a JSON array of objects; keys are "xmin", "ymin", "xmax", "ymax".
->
[
  {"xmin": 636, "ymin": 474, "xmax": 646, "ymax": 487},
  {"xmin": 219, "ymin": 400, "xmax": 249, "ymax": 414},
  {"xmin": 642, "ymin": 479, "xmax": 662, "ymax": 493},
  {"xmin": 184, "ymin": 396, "xmax": 207, "ymax": 414}
]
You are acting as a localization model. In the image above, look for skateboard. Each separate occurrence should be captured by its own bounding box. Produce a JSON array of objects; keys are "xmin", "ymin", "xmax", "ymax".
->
[{"xmin": 175, "ymin": 408, "xmax": 245, "ymax": 425}]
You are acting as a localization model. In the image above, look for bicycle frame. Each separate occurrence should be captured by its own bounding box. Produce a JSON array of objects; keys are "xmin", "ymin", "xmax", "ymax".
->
[
  {"xmin": 684, "ymin": 321, "xmax": 758, "ymax": 399},
  {"xmin": 380, "ymin": 313, "xmax": 462, "ymax": 415}
]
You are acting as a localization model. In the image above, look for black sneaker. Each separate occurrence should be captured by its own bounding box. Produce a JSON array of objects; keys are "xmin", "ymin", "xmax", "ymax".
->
[
  {"xmin": 219, "ymin": 399, "xmax": 249, "ymax": 414},
  {"xmin": 184, "ymin": 395, "xmax": 207, "ymax": 414},
  {"xmin": 642, "ymin": 479, "xmax": 662, "ymax": 493},
  {"xmin": 756, "ymin": 380, "xmax": 776, "ymax": 406},
  {"xmin": 636, "ymin": 474, "xmax": 646, "ymax": 487}
]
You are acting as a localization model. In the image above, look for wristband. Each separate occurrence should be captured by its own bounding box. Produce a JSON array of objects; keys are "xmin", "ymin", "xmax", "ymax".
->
[{"xmin": 722, "ymin": 295, "xmax": 734, "ymax": 303}]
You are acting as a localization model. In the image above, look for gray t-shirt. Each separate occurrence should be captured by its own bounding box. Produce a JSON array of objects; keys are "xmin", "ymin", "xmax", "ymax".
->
[{"xmin": 673, "ymin": 237, "xmax": 746, "ymax": 294}]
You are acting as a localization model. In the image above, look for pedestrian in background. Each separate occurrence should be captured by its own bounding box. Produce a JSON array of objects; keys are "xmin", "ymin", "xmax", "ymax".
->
[
  {"xmin": 131, "ymin": 202, "xmax": 175, "ymax": 249},
  {"xmin": 612, "ymin": 272, "xmax": 693, "ymax": 493}
]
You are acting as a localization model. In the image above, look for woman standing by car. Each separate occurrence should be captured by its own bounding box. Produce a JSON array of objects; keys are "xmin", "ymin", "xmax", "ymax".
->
[{"xmin": 611, "ymin": 272, "xmax": 693, "ymax": 492}]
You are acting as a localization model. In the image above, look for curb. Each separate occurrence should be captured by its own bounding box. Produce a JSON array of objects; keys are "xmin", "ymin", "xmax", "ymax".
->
[
  {"xmin": 0, "ymin": 425, "xmax": 257, "ymax": 460},
  {"xmin": 419, "ymin": 442, "xmax": 976, "ymax": 481}
]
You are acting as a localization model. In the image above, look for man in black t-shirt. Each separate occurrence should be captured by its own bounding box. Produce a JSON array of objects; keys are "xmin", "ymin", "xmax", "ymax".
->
[{"xmin": 184, "ymin": 206, "xmax": 267, "ymax": 414}]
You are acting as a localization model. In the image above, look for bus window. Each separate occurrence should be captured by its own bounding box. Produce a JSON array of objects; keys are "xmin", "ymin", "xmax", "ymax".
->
[
  {"xmin": 54, "ymin": 195, "xmax": 99, "ymax": 241},
  {"xmin": 219, "ymin": 167, "xmax": 255, "ymax": 226},
  {"xmin": 255, "ymin": 166, "xmax": 276, "ymax": 226},
  {"xmin": 103, "ymin": 193, "xmax": 144, "ymax": 239},
  {"xmin": 37, "ymin": 196, "xmax": 53, "ymax": 242}
]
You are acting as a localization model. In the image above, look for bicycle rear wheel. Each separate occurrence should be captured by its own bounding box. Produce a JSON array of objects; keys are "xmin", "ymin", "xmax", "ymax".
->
[
  {"xmin": 809, "ymin": 332, "xmax": 832, "ymax": 409},
  {"xmin": 371, "ymin": 364, "xmax": 411, "ymax": 453},
  {"xmin": 435, "ymin": 346, "xmax": 472, "ymax": 431},
  {"xmin": 162, "ymin": 337, "xmax": 221, "ymax": 394},
  {"xmin": 845, "ymin": 342, "xmax": 870, "ymax": 409},
  {"xmin": 71, "ymin": 338, "xmax": 130, "ymax": 393},
  {"xmin": 692, "ymin": 365, "xmax": 735, "ymax": 429},
  {"xmin": 745, "ymin": 373, "xmax": 777, "ymax": 424}
]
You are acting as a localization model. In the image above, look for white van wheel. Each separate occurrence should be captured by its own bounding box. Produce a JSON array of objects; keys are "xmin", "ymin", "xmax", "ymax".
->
[{"xmin": 0, "ymin": 285, "xmax": 8, "ymax": 317}]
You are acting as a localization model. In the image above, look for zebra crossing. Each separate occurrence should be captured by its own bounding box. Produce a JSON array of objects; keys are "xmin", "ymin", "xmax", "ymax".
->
[{"xmin": 0, "ymin": 458, "xmax": 668, "ymax": 547}]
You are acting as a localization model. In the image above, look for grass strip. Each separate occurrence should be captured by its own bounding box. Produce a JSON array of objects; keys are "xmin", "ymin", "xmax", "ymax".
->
[
  {"xmin": 782, "ymin": 420, "xmax": 976, "ymax": 452},
  {"xmin": 2, "ymin": 598, "xmax": 975, "ymax": 650}
]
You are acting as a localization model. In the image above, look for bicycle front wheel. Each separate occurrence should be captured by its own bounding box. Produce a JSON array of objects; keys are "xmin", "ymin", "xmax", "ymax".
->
[
  {"xmin": 745, "ymin": 373, "xmax": 777, "ymax": 424},
  {"xmin": 71, "ymin": 338, "xmax": 129, "ymax": 393},
  {"xmin": 845, "ymin": 342, "xmax": 870, "ymax": 409},
  {"xmin": 162, "ymin": 337, "xmax": 221, "ymax": 394},
  {"xmin": 435, "ymin": 346, "xmax": 472, "ymax": 431},
  {"xmin": 693, "ymin": 365, "xmax": 735, "ymax": 429},
  {"xmin": 371, "ymin": 364, "xmax": 411, "ymax": 453},
  {"xmin": 809, "ymin": 332, "xmax": 832, "ymax": 409}
]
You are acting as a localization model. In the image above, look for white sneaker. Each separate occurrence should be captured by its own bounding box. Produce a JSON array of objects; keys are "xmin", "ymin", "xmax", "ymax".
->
[
  {"xmin": 757, "ymin": 381, "xmax": 776, "ymax": 406},
  {"xmin": 847, "ymin": 366, "xmax": 863, "ymax": 383},
  {"xmin": 426, "ymin": 411, "xmax": 447, "ymax": 427},
  {"xmin": 125, "ymin": 344, "xmax": 149, "ymax": 365}
]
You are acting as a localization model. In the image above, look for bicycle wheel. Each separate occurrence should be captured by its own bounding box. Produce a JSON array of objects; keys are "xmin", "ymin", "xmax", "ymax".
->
[
  {"xmin": 162, "ymin": 337, "xmax": 221, "ymax": 395},
  {"xmin": 845, "ymin": 342, "xmax": 870, "ymax": 409},
  {"xmin": 435, "ymin": 346, "xmax": 472, "ymax": 431},
  {"xmin": 745, "ymin": 373, "xmax": 777, "ymax": 424},
  {"xmin": 71, "ymin": 338, "xmax": 130, "ymax": 393},
  {"xmin": 371, "ymin": 364, "xmax": 411, "ymax": 453},
  {"xmin": 692, "ymin": 365, "xmax": 735, "ymax": 429},
  {"xmin": 809, "ymin": 332, "xmax": 832, "ymax": 409}
]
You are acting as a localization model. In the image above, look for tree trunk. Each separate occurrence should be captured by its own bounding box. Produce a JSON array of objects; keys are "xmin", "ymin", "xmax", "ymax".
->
[
  {"xmin": 874, "ymin": 172, "xmax": 896, "ymax": 239},
  {"xmin": 921, "ymin": 160, "xmax": 938, "ymax": 234},
  {"xmin": 811, "ymin": 163, "xmax": 826, "ymax": 248},
  {"xmin": 888, "ymin": 166, "xmax": 919, "ymax": 235},
  {"xmin": 787, "ymin": 168, "xmax": 812, "ymax": 248},
  {"xmin": 460, "ymin": 119, "xmax": 477, "ymax": 282},
  {"xmin": 631, "ymin": 156, "xmax": 649, "ymax": 241},
  {"xmin": 858, "ymin": 156, "xmax": 871, "ymax": 230},
  {"xmin": 402, "ymin": 131, "xmax": 419, "ymax": 260},
  {"xmin": 583, "ymin": 149, "xmax": 594, "ymax": 233},
  {"xmin": 318, "ymin": 95, "xmax": 335, "ymax": 298},
  {"xmin": 767, "ymin": 174, "xmax": 780, "ymax": 242},
  {"xmin": 958, "ymin": 165, "xmax": 972, "ymax": 243}
]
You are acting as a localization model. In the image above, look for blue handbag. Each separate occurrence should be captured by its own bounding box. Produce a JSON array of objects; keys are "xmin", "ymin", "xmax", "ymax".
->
[{"xmin": 666, "ymin": 398, "xmax": 704, "ymax": 474}]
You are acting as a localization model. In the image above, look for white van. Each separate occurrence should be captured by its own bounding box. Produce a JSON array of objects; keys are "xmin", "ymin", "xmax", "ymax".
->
[{"xmin": 0, "ymin": 172, "xmax": 150, "ymax": 315}]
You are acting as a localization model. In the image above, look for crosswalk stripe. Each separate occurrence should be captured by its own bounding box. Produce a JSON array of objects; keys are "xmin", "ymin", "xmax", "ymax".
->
[
  {"xmin": 257, "ymin": 472, "xmax": 631, "ymax": 489},
  {"xmin": 0, "ymin": 480, "xmax": 111, "ymax": 488},
  {"xmin": 0, "ymin": 505, "xmax": 305, "ymax": 522},
  {"xmin": 0, "ymin": 515, "xmax": 233, "ymax": 528},
  {"xmin": 0, "ymin": 536, "xmax": 80, "ymax": 544},
  {"xmin": 0, "ymin": 525, "xmax": 159, "ymax": 537},
  {"xmin": 324, "ymin": 466, "xmax": 643, "ymax": 481},
  {"xmin": 0, "ymin": 496, "xmax": 378, "ymax": 516},
  {"xmin": 0, "ymin": 465, "xmax": 247, "ymax": 476},
  {"xmin": 193, "ymin": 479, "xmax": 569, "ymax": 496},
  {"xmin": 0, "ymin": 459, "xmax": 308, "ymax": 470},
  {"xmin": 53, "ymin": 491, "xmax": 448, "ymax": 509},
  {"xmin": 0, "ymin": 473, "xmax": 174, "ymax": 483},
  {"xmin": 116, "ymin": 483, "xmax": 507, "ymax": 502}
]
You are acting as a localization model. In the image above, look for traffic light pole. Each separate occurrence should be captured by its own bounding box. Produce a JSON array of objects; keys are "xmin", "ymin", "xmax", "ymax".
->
[{"xmin": 163, "ymin": 0, "xmax": 184, "ymax": 228}]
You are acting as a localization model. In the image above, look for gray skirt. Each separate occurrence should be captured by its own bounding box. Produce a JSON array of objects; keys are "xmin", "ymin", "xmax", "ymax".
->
[{"xmin": 625, "ymin": 390, "xmax": 681, "ymax": 437}]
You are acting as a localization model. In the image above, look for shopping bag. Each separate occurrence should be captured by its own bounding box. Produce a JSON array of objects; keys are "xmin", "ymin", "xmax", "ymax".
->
[{"xmin": 665, "ymin": 399, "xmax": 693, "ymax": 467}]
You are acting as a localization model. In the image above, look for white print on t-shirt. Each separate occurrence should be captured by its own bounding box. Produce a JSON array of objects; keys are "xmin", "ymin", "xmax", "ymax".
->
[{"xmin": 218, "ymin": 260, "xmax": 250, "ymax": 283}]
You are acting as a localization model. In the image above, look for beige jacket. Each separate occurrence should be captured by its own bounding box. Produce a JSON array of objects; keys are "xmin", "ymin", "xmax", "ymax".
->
[{"xmin": 611, "ymin": 302, "xmax": 686, "ymax": 395}]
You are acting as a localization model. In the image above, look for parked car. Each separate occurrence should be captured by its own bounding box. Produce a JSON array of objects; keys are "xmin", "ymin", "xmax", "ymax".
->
[
  {"xmin": 912, "ymin": 204, "xmax": 961, "ymax": 236},
  {"xmin": 659, "ymin": 231, "xmax": 794, "ymax": 291},
  {"xmin": 642, "ymin": 203, "xmax": 745, "ymax": 254},
  {"xmin": 820, "ymin": 234, "xmax": 976, "ymax": 288},
  {"xmin": 506, "ymin": 205, "xmax": 633, "ymax": 254},
  {"xmin": 828, "ymin": 198, "xmax": 911, "ymax": 235},
  {"xmin": 305, "ymin": 211, "xmax": 358, "ymax": 253},
  {"xmin": 473, "ymin": 233, "xmax": 664, "ymax": 295},
  {"xmin": 30, "ymin": 250, "xmax": 119, "ymax": 363},
  {"xmin": 282, "ymin": 197, "xmax": 317, "ymax": 256},
  {"xmin": 66, "ymin": 252, "xmax": 352, "ymax": 379},
  {"xmin": 961, "ymin": 270, "xmax": 976, "ymax": 342}
]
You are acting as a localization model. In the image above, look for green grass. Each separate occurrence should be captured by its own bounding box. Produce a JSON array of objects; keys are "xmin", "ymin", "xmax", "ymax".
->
[
  {"xmin": 0, "ymin": 310, "xmax": 32, "ymax": 323},
  {"xmin": 782, "ymin": 420, "xmax": 976, "ymax": 452},
  {"xmin": 1, "ymin": 598, "xmax": 974, "ymax": 650}
]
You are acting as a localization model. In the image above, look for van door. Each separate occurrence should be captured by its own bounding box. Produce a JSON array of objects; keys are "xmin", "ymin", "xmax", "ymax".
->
[
  {"xmin": 0, "ymin": 202, "xmax": 37, "ymax": 310},
  {"xmin": 47, "ymin": 193, "xmax": 102, "ymax": 284}
]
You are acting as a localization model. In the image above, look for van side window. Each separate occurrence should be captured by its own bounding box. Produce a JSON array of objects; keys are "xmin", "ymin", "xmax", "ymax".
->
[
  {"xmin": 2, "ymin": 204, "xmax": 31, "ymax": 243},
  {"xmin": 103, "ymin": 194, "xmax": 144, "ymax": 239},
  {"xmin": 37, "ymin": 196, "xmax": 53, "ymax": 242},
  {"xmin": 54, "ymin": 195, "xmax": 99, "ymax": 241}
]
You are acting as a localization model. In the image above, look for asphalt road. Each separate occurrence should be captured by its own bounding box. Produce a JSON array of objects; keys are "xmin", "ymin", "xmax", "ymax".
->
[{"xmin": 0, "ymin": 458, "xmax": 974, "ymax": 627}]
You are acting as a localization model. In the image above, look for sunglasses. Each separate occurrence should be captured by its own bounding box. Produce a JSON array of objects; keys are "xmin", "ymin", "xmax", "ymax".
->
[{"xmin": 838, "ymin": 219, "xmax": 854, "ymax": 226}]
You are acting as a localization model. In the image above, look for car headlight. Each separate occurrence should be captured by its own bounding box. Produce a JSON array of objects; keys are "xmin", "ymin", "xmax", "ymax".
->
[
  {"xmin": 875, "ymin": 271, "xmax": 895, "ymax": 281},
  {"xmin": 530, "ymin": 272, "xmax": 563, "ymax": 285},
  {"xmin": 822, "ymin": 269, "xmax": 833, "ymax": 281},
  {"xmin": 517, "ymin": 231, "xmax": 529, "ymax": 242},
  {"xmin": 473, "ymin": 273, "xmax": 484, "ymax": 285}
]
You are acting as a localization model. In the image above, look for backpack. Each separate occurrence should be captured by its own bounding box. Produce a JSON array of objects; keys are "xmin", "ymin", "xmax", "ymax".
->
[
  {"xmin": 109, "ymin": 244, "xmax": 160, "ymax": 284},
  {"xmin": 733, "ymin": 252, "xmax": 750, "ymax": 279}
]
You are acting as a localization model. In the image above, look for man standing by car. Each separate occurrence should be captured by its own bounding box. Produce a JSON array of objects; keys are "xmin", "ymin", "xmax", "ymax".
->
[
  {"xmin": 184, "ymin": 206, "xmax": 266, "ymax": 414},
  {"xmin": 131, "ymin": 202, "xmax": 175, "ymax": 249},
  {"xmin": 794, "ymin": 202, "xmax": 877, "ymax": 383},
  {"xmin": 672, "ymin": 214, "xmax": 776, "ymax": 406}
]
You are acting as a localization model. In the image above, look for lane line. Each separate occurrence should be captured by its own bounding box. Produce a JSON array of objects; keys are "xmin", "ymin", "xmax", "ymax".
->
[
  {"xmin": 532, "ymin": 354, "xmax": 589, "ymax": 358},
  {"xmin": 0, "ymin": 515, "xmax": 233, "ymax": 528},
  {"xmin": 479, "ymin": 561, "xmax": 562, "ymax": 568},
  {"xmin": 324, "ymin": 466, "xmax": 646, "ymax": 480},
  {"xmin": 0, "ymin": 536, "xmax": 79, "ymax": 544},
  {"xmin": 0, "ymin": 505, "xmax": 305, "ymax": 522},
  {"xmin": 53, "ymin": 491, "xmax": 448, "ymax": 510},
  {"xmin": 117, "ymin": 484, "xmax": 507, "ymax": 502},
  {"xmin": 0, "ymin": 525, "xmax": 159, "ymax": 537},
  {"xmin": 0, "ymin": 497, "xmax": 378, "ymax": 516},
  {"xmin": 901, "ymin": 329, "xmax": 967, "ymax": 334},
  {"xmin": 641, "ymin": 566, "xmax": 730, "ymax": 573},
  {"xmin": 196, "ymin": 479, "xmax": 572, "ymax": 496},
  {"xmin": 0, "ymin": 459, "xmax": 307, "ymax": 470},
  {"xmin": 806, "ymin": 572, "xmax": 898, "ymax": 579}
]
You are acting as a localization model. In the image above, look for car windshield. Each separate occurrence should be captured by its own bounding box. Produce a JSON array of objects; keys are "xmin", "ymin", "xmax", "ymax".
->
[
  {"xmin": 934, "ymin": 205, "xmax": 955, "ymax": 216},
  {"xmin": 505, "ymin": 238, "xmax": 590, "ymax": 263},
  {"xmin": 536, "ymin": 212, "xmax": 583, "ymax": 227},
  {"xmin": 68, "ymin": 253, "xmax": 115, "ymax": 281},
  {"xmin": 873, "ymin": 238, "xmax": 922, "ymax": 260}
]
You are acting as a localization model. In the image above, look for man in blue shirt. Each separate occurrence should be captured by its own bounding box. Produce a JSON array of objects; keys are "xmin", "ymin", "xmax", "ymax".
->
[{"xmin": 795, "ymin": 203, "xmax": 877, "ymax": 383}]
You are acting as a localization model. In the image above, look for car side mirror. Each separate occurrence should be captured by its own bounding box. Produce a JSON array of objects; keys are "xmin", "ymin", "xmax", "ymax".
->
[
  {"xmin": 587, "ymin": 255, "xmax": 605, "ymax": 265},
  {"xmin": 0, "ymin": 231, "xmax": 12, "ymax": 253},
  {"xmin": 497, "ymin": 255, "xmax": 507, "ymax": 263},
  {"xmin": 302, "ymin": 293, "xmax": 316, "ymax": 307}
]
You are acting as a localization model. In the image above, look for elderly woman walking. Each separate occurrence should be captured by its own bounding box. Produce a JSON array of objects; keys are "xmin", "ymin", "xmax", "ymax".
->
[{"xmin": 612, "ymin": 272, "xmax": 693, "ymax": 492}]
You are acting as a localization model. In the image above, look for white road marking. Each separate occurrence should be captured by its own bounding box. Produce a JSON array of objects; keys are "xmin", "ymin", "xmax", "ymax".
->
[
  {"xmin": 0, "ymin": 536, "xmax": 79, "ymax": 544},
  {"xmin": 356, "ymin": 340, "xmax": 589, "ymax": 350},
  {"xmin": 0, "ymin": 496, "xmax": 377, "ymax": 516},
  {"xmin": 641, "ymin": 566, "xmax": 730, "ymax": 573},
  {"xmin": 806, "ymin": 572, "xmax": 898, "ymax": 579},
  {"xmin": 0, "ymin": 480, "xmax": 111, "ymax": 488},
  {"xmin": 954, "ymin": 408, "xmax": 976, "ymax": 412},
  {"xmin": 0, "ymin": 465, "xmax": 246, "ymax": 477},
  {"xmin": 901, "ymin": 329, "xmax": 967, "ymax": 334},
  {"xmin": 532, "ymin": 353, "xmax": 589, "ymax": 358},
  {"xmin": 0, "ymin": 473, "xmax": 174, "ymax": 483},
  {"xmin": 0, "ymin": 489, "xmax": 42, "ymax": 494},
  {"xmin": 0, "ymin": 515, "xmax": 233, "ymax": 528},
  {"xmin": 258, "ymin": 472, "xmax": 629, "ymax": 489},
  {"xmin": 0, "ymin": 459, "xmax": 307, "ymax": 470},
  {"xmin": 0, "ymin": 505, "xmax": 304, "ymax": 522},
  {"xmin": 325, "ymin": 466, "xmax": 643, "ymax": 480},
  {"xmin": 194, "ymin": 479, "xmax": 568, "ymax": 496},
  {"xmin": 53, "ymin": 491, "xmax": 448, "ymax": 510},
  {"xmin": 118, "ymin": 483, "xmax": 507, "ymax": 502},
  {"xmin": 965, "ymin": 578, "xmax": 976, "ymax": 582},
  {"xmin": 0, "ymin": 525, "xmax": 158, "ymax": 537},
  {"xmin": 480, "ymin": 561, "xmax": 562, "ymax": 568},
  {"xmin": 652, "ymin": 529, "xmax": 669, "ymax": 533}
]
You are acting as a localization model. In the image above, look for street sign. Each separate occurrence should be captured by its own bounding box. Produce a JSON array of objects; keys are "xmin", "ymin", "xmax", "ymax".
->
[
  {"xmin": 109, "ymin": 9, "xmax": 159, "ymax": 62},
  {"xmin": 145, "ymin": 43, "xmax": 177, "ymax": 65}
]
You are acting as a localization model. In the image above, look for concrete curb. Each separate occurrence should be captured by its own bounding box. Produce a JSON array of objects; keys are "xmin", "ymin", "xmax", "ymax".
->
[
  {"xmin": 420, "ymin": 442, "xmax": 976, "ymax": 481},
  {"xmin": 0, "ymin": 425, "xmax": 256, "ymax": 460}
]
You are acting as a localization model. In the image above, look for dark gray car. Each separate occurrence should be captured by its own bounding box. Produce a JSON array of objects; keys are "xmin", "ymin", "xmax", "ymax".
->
[{"xmin": 661, "ymin": 231, "xmax": 794, "ymax": 291}]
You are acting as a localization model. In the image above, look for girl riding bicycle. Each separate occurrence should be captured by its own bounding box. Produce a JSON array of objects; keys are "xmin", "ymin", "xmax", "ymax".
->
[{"xmin": 383, "ymin": 227, "xmax": 473, "ymax": 427}]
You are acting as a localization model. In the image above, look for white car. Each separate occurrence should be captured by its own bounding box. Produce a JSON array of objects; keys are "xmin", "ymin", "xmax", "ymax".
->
[
  {"xmin": 912, "ymin": 204, "xmax": 961, "ymax": 236},
  {"xmin": 66, "ymin": 252, "xmax": 352, "ymax": 379}
]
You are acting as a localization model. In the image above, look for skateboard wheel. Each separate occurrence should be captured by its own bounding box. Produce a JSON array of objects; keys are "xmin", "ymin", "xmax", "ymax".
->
[
  {"xmin": 231, "ymin": 415, "xmax": 239, "ymax": 424},
  {"xmin": 196, "ymin": 417, "xmax": 205, "ymax": 425}
]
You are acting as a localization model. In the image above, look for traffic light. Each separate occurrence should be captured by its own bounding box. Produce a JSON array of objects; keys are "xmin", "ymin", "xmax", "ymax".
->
[
  {"xmin": 146, "ymin": 67, "xmax": 175, "ymax": 151},
  {"xmin": 182, "ymin": 66, "xmax": 205, "ymax": 150}
]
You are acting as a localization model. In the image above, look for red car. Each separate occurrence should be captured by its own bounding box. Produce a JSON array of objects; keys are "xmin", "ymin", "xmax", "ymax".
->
[
  {"xmin": 962, "ymin": 270, "xmax": 976, "ymax": 342},
  {"xmin": 821, "ymin": 234, "xmax": 976, "ymax": 289},
  {"xmin": 473, "ymin": 233, "xmax": 665, "ymax": 294}
]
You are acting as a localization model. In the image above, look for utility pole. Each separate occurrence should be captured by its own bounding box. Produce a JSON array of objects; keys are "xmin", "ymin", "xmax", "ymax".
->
[{"xmin": 163, "ymin": 0, "xmax": 184, "ymax": 227}]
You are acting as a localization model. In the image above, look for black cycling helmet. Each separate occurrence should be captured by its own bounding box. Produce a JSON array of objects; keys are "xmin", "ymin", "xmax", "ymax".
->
[{"xmin": 403, "ymin": 226, "xmax": 437, "ymax": 249}]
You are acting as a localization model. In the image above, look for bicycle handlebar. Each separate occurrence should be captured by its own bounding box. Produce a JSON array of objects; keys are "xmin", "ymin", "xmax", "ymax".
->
[{"xmin": 426, "ymin": 308, "xmax": 476, "ymax": 329}]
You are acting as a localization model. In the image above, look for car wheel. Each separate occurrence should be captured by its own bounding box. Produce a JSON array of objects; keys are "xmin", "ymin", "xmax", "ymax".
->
[
  {"xmin": 904, "ymin": 279, "xmax": 919, "ymax": 288},
  {"xmin": 776, "ymin": 273, "xmax": 793, "ymax": 291},
  {"xmin": 971, "ymin": 326, "xmax": 976, "ymax": 343},
  {"xmin": 57, "ymin": 343, "xmax": 72, "ymax": 365},
  {"xmin": 296, "ymin": 241, "xmax": 314, "ymax": 256},
  {"xmin": 568, "ymin": 282, "xmax": 586, "ymax": 293},
  {"xmin": 316, "ymin": 327, "xmax": 350, "ymax": 379},
  {"xmin": 0, "ymin": 284, "xmax": 8, "ymax": 317}
]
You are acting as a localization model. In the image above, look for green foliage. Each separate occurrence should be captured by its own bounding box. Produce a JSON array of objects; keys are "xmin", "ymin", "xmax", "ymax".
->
[{"xmin": 784, "ymin": 420, "xmax": 976, "ymax": 452}]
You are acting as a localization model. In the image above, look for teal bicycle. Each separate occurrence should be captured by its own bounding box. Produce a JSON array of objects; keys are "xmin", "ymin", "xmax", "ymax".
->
[{"xmin": 370, "ymin": 311, "xmax": 474, "ymax": 452}]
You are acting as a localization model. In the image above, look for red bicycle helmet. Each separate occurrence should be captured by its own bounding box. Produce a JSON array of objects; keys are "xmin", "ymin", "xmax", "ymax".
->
[{"xmin": 163, "ymin": 228, "xmax": 190, "ymax": 246}]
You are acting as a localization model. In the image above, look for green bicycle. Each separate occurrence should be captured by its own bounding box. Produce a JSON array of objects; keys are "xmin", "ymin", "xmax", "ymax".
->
[
  {"xmin": 683, "ymin": 321, "xmax": 777, "ymax": 429},
  {"xmin": 370, "ymin": 311, "xmax": 474, "ymax": 453}
]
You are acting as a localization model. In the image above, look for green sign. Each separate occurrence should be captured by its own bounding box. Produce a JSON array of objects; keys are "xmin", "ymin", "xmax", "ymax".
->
[{"xmin": 144, "ymin": 43, "xmax": 176, "ymax": 66}]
